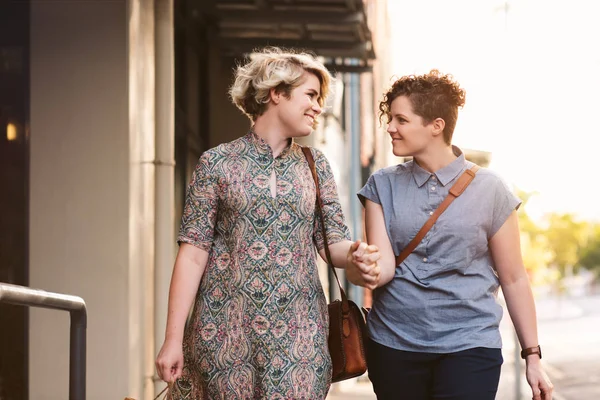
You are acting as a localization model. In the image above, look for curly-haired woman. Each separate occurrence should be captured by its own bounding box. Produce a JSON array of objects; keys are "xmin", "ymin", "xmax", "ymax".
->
[
  {"xmin": 155, "ymin": 47, "xmax": 380, "ymax": 399},
  {"xmin": 349, "ymin": 70, "xmax": 553, "ymax": 400}
]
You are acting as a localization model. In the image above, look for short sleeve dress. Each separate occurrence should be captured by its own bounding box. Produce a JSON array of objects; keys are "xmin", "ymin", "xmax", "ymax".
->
[{"xmin": 173, "ymin": 131, "xmax": 350, "ymax": 400}]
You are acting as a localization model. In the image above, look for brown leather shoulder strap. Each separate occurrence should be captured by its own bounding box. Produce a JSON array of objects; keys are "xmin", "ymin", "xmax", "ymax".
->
[
  {"xmin": 395, "ymin": 164, "xmax": 480, "ymax": 266},
  {"xmin": 301, "ymin": 147, "xmax": 348, "ymax": 305}
]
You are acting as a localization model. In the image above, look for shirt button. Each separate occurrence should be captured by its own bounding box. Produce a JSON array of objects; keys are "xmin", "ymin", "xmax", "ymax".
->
[
  {"xmin": 423, "ymin": 257, "xmax": 428, "ymax": 262},
  {"xmin": 431, "ymin": 186, "xmax": 436, "ymax": 191},
  {"xmin": 429, "ymin": 211, "xmax": 434, "ymax": 216}
]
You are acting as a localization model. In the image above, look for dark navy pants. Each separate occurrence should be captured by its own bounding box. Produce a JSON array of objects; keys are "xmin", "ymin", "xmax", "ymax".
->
[{"xmin": 366, "ymin": 338, "xmax": 503, "ymax": 400}]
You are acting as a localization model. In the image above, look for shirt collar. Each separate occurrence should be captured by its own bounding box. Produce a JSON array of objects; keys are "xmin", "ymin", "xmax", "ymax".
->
[
  {"xmin": 412, "ymin": 146, "xmax": 466, "ymax": 187},
  {"xmin": 246, "ymin": 129, "xmax": 294, "ymax": 158}
]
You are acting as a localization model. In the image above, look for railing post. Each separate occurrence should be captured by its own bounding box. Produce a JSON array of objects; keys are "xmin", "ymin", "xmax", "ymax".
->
[
  {"xmin": 70, "ymin": 309, "xmax": 87, "ymax": 400},
  {"xmin": 0, "ymin": 283, "xmax": 87, "ymax": 400},
  {"xmin": 513, "ymin": 328, "xmax": 522, "ymax": 400}
]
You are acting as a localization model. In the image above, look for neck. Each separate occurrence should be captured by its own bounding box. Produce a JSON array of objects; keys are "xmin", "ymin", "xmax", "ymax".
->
[
  {"xmin": 252, "ymin": 118, "xmax": 291, "ymax": 158},
  {"xmin": 413, "ymin": 145, "xmax": 457, "ymax": 173}
]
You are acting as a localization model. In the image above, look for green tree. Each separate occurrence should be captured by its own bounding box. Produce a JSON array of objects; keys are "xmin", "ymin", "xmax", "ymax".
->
[
  {"xmin": 544, "ymin": 213, "xmax": 589, "ymax": 277},
  {"xmin": 515, "ymin": 190, "xmax": 552, "ymax": 281},
  {"xmin": 578, "ymin": 224, "xmax": 600, "ymax": 275}
]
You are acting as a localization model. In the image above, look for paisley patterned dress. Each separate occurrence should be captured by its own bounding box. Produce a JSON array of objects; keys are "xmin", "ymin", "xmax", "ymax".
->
[{"xmin": 174, "ymin": 131, "xmax": 350, "ymax": 400}]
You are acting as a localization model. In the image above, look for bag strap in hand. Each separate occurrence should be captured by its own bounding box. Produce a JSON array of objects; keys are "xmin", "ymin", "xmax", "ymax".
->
[
  {"xmin": 301, "ymin": 147, "xmax": 350, "ymax": 309},
  {"xmin": 395, "ymin": 164, "xmax": 480, "ymax": 266}
]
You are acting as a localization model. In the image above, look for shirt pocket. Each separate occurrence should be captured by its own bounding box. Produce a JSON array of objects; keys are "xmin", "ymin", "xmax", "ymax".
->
[{"xmin": 413, "ymin": 221, "xmax": 485, "ymax": 280}]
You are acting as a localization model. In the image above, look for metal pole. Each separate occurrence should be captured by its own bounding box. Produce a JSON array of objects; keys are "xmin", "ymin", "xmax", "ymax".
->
[
  {"xmin": 346, "ymin": 65, "xmax": 364, "ymax": 307},
  {"xmin": 501, "ymin": 4, "xmax": 521, "ymax": 397},
  {"xmin": 0, "ymin": 283, "xmax": 87, "ymax": 400},
  {"xmin": 70, "ymin": 309, "xmax": 87, "ymax": 400},
  {"xmin": 513, "ymin": 328, "xmax": 521, "ymax": 399}
]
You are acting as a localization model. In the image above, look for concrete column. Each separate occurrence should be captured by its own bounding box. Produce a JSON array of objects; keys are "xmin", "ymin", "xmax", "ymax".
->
[
  {"xmin": 153, "ymin": 0, "xmax": 175, "ymax": 397},
  {"xmin": 128, "ymin": 0, "xmax": 156, "ymax": 398}
]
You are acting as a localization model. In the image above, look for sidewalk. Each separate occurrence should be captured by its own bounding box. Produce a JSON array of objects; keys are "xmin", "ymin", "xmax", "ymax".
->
[{"xmin": 327, "ymin": 376, "xmax": 375, "ymax": 400}]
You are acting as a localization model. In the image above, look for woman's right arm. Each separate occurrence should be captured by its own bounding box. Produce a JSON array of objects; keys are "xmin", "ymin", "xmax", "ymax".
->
[
  {"xmin": 348, "ymin": 199, "xmax": 396, "ymax": 288},
  {"xmin": 364, "ymin": 199, "xmax": 396, "ymax": 287},
  {"xmin": 156, "ymin": 243, "xmax": 208, "ymax": 382},
  {"xmin": 164, "ymin": 243, "xmax": 209, "ymax": 342}
]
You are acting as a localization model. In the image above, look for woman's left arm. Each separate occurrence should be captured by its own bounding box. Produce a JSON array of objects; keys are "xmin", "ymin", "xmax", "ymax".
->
[
  {"xmin": 317, "ymin": 240, "xmax": 377, "ymax": 268},
  {"xmin": 317, "ymin": 241, "xmax": 380, "ymax": 290},
  {"xmin": 310, "ymin": 149, "xmax": 379, "ymax": 281},
  {"xmin": 490, "ymin": 210, "xmax": 554, "ymax": 400},
  {"xmin": 318, "ymin": 240, "xmax": 352, "ymax": 268}
]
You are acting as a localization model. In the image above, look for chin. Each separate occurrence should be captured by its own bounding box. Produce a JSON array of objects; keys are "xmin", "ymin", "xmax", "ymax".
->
[
  {"xmin": 293, "ymin": 128, "xmax": 313, "ymax": 138},
  {"xmin": 392, "ymin": 146, "xmax": 411, "ymax": 158}
]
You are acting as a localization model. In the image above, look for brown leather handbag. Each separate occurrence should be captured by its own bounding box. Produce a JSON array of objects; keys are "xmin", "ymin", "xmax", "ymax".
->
[{"xmin": 302, "ymin": 147, "xmax": 368, "ymax": 382}]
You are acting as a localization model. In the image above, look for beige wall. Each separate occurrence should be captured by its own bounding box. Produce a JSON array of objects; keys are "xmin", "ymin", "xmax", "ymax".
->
[{"xmin": 29, "ymin": 2, "xmax": 132, "ymax": 399}]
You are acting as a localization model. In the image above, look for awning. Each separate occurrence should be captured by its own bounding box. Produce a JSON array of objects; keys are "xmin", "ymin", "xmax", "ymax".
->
[{"xmin": 200, "ymin": 0, "xmax": 376, "ymax": 72}]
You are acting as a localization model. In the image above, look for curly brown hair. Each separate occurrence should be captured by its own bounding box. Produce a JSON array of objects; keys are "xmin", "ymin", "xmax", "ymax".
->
[{"xmin": 379, "ymin": 70, "xmax": 466, "ymax": 145}]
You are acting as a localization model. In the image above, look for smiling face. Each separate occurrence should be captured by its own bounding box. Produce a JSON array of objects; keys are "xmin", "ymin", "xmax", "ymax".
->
[
  {"xmin": 275, "ymin": 72, "xmax": 323, "ymax": 137},
  {"xmin": 386, "ymin": 95, "xmax": 437, "ymax": 157}
]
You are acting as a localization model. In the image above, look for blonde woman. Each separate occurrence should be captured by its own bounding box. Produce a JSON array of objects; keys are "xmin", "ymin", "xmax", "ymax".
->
[{"xmin": 155, "ymin": 48, "xmax": 380, "ymax": 399}]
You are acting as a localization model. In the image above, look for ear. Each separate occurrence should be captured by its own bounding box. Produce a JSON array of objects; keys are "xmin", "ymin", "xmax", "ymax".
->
[
  {"xmin": 431, "ymin": 118, "xmax": 445, "ymax": 137},
  {"xmin": 270, "ymin": 88, "xmax": 281, "ymax": 105}
]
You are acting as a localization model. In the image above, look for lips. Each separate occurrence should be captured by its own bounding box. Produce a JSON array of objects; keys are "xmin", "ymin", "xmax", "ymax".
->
[{"xmin": 305, "ymin": 114, "xmax": 315, "ymax": 124}]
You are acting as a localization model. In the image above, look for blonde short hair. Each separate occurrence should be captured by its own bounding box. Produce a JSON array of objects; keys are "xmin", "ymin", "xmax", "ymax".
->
[{"xmin": 229, "ymin": 47, "xmax": 332, "ymax": 122}]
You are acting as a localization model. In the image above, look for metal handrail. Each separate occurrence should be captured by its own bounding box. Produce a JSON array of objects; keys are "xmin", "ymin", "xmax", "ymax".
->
[{"xmin": 0, "ymin": 283, "xmax": 87, "ymax": 400}]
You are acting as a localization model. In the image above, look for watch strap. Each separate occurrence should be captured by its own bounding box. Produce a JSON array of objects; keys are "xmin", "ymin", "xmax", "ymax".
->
[{"xmin": 520, "ymin": 345, "xmax": 542, "ymax": 359}]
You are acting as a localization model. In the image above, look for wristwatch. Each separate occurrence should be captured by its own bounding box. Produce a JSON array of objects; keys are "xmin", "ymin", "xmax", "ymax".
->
[{"xmin": 520, "ymin": 345, "xmax": 542, "ymax": 360}]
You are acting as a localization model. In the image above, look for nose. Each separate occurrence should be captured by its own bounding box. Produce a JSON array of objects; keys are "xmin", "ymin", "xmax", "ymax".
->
[
  {"xmin": 311, "ymin": 101, "xmax": 322, "ymax": 115},
  {"xmin": 387, "ymin": 124, "xmax": 397, "ymax": 134}
]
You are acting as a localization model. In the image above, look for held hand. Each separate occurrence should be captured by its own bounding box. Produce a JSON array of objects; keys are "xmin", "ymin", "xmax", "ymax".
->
[
  {"xmin": 525, "ymin": 358, "xmax": 554, "ymax": 400},
  {"xmin": 155, "ymin": 339, "xmax": 184, "ymax": 383},
  {"xmin": 346, "ymin": 240, "xmax": 381, "ymax": 290}
]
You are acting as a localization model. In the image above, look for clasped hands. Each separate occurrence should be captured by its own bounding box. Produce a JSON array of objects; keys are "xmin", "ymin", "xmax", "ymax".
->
[{"xmin": 346, "ymin": 240, "xmax": 381, "ymax": 290}]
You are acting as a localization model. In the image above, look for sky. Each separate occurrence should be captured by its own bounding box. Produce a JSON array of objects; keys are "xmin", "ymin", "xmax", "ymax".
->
[{"xmin": 386, "ymin": 0, "xmax": 600, "ymax": 222}]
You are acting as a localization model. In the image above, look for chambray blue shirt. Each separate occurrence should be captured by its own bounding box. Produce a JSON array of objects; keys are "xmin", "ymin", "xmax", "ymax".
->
[{"xmin": 358, "ymin": 147, "xmax": 521, "ymax": 353}]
